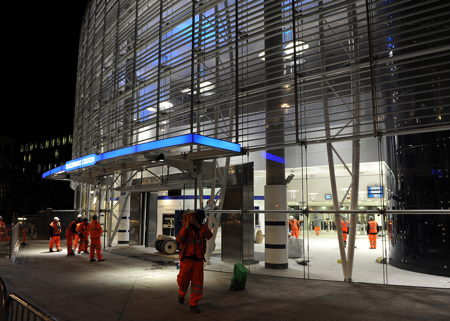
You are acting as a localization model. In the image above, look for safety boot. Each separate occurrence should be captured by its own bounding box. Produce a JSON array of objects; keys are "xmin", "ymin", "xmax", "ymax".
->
[{"xmin": 190, "ymin": 306, "xmax": 201, "ymax": 313}]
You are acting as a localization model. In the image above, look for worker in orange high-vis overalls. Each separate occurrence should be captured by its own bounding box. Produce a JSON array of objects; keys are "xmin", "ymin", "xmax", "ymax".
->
[
  {"xmin": 88, "ymin": 215, "xmax": 104, "ymax": 262},
  {"xmin": 72, "ymin": 214, "xmax": 83, "ymax": 252},
  {"xmin": 367, "ymin": 216, "xmax": 379, "ymax": 249},
  {"xmin": 340, "ymin": 219, "xmax": 349, "ymax": 247},
  {"xmin": 77, "ymin": 218, "xmax": 89, "ymax": 254},
  {"xmin": 65, "ymin": 217, "xmax": 78, "ymax": 256},
  {"xmin": 49, "ymin": 217, "xmax": 62, "ymax": 252},
  {"xmin": 313, "ymin": 223, "xmax": 321, "ymax": 236},
  {"xmin": 176, "ymin": 210, "xmax": 212, "ymax": 313},
  {"xmin": 289, "ymin": 216, "xmax": 300, "ymax": 239}
]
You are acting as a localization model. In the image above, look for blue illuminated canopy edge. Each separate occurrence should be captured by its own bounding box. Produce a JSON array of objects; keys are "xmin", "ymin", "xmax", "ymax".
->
[{"xmin": 42, "ymin": 134, "xmax": 241, "ymax": 179}]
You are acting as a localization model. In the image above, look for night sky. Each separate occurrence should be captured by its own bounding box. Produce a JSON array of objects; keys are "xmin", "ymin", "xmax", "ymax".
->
[{"xmin": 2, "ymin": 1, "xmax": 89, "ymax": 141}]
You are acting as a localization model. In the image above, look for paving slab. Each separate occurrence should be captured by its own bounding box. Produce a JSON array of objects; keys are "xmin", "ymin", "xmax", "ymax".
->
[{"xmin": 0, "ymin": 240, "xmax": 449, "ymax": 321}]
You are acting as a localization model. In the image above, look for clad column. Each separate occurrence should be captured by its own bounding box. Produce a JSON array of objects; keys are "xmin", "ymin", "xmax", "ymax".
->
[
  {"xmin": 264, "ymin": 184, "xmax": 288, "ymax": 269},
  {"xmin": 264, "ymin": 0, "xmax": 287, "ymax": 269}
]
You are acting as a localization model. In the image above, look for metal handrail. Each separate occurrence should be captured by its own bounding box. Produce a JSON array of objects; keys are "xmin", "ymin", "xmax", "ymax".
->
[
  {"xmin": 204, "ymin": 209, "xmax": 450, "ymax": 215},
  {"xmin": 6, "ymin": 294, "xmax": 57, "ymax": 321},
  {"xmin": 0, "ymin": 277, "xmax": 57, "ymax": 321}
]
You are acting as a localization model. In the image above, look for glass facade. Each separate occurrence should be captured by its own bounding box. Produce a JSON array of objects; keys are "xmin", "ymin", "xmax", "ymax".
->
[{"xmin": 65, "ymin": 0, "xmax": 450, "ymax": 285}]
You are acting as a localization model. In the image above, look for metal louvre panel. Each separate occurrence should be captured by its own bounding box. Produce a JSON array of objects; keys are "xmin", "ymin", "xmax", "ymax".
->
[{"xmin": 73, "ymin": 0, "xmax": 450, "ymax": 158}]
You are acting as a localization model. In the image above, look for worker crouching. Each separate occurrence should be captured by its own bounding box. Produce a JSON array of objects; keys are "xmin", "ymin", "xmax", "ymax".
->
[
  {"xmin": 77, "ymin": 218, "xmax": 89, "ymax": 254},
  {"xmin": 176, "ymin": 210, "xmax": 212, "ymax": 313}
]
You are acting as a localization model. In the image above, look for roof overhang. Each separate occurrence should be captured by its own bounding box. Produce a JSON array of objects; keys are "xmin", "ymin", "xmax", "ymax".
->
[{"xmin": 42, "ymin": 134, "xmax": 242, "ymax": 184}]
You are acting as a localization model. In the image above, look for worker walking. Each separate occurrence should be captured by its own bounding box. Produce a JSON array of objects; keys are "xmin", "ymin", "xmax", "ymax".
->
[
  {"xmin": 49, "ymin": 217, "xmax": 62, "ymax": 252},
  {"xmin": 88, "ymin": 215, "xmax": 104, "ymax": 262},
  {"xmin": 77, "ymin": 218, "xmax": 89, "ymax": 254},
  {"xmin": 367, "ymin": 216, "xmax": 379, "ymax": 249},
  {"xmin": 65, "ymin": 217, "xmax": 78, "ymax": 256},
  {"xmin": 340, "ymin": 218, "xmax": 349, "ymax": 247},
  {"xmin": 288, "ymin": 215, "xmax": 300, "ymax": 239},
  {"xmin": 176, "ymin": 210, "xmax": 212, "ymax": 313}
]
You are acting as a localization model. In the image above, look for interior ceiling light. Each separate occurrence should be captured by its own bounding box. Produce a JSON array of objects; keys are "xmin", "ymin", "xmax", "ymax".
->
[
  {"xmin": 281, "ymin": 103, "xmax": 290, "ymax": 108},
  {"xmin": 146, "ymin": 101, "xmax": 173, "ymax": 113},
  {"xmin": 181, "ymin": 81, "xmax": 215, "ymax": 95},
  {"xmin": 258, "ymin": 40, "xmax": 309, "ymax": 61},
  {"xmin": 159, "ymin": 101, "xmax": 173, "ymax": 110}
]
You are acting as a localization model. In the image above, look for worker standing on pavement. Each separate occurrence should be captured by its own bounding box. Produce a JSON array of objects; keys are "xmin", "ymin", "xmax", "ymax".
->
[
  {"xmin": 340, "ymin": 218, "xmax": 349, "ymax": 247},
  {"xmin": 65, "ymin": 216, "xmax": 78, "ymax": 256},
  {"xmin": 176, "ymin": 210, "xmax": 212, "ymax": 313},
  {"xmin": 77, "ymin": 218, "xmax": 89, "ymax": 254},
  {"xmin": 72, "ymin": 214, "xmax": 83, "ymax": 252},
  {"xmin": 288, "ymin": 215, "xmax": 300, "ymax": 239},
  {"xmin": 49, "ymin": 217, "xmax": 62, "ymax": 252},
  {"xmin": 367, "ymin": 216, "xmax": 380, "ymax": 249},
  {"xmin": 88, "ymin": 215, "xmax": 104, "ymax": 262}
]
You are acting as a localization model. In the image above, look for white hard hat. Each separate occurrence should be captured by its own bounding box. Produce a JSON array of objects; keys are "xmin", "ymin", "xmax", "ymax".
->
[
  {"xmin": 289, "ymin": 215, "xmax": 294, "ymax": 219},
  {"xmin": 0, "ymin": 216, "xmax": 3, "ymax": 220},
  {"xmin": 53, "ymin": 217, "xmax": 60, "ymax": 221},
  {"xmin": 77, "ymin": 214, "xmax": 83, "ymax": 218}
]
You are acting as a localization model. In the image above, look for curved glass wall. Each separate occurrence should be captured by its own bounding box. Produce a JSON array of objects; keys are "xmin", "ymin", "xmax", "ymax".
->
[{"xmin": 70, "ymin": 0, "xmax": 450, "ymax": 286}]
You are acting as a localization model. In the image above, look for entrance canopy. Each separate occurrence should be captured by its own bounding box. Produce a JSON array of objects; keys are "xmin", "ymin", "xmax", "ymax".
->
[{"xmin": 42, "ymin": 134, "xmax": 242, "ymax": 184}]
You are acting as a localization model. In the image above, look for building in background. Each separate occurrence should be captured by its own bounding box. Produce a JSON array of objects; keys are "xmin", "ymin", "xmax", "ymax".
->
[
  {"xmin": 0, "ymin": 137, "xmax": 16, "ymax": 223},
  {"xmin": 17, "ymin": 134, "xmax": 74, "ymax": 215}
]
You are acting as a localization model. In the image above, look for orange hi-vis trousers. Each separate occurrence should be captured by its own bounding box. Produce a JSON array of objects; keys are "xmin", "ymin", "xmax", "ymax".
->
[
  {"xmin": 314, "ymin": 226, "xmax": 320, "ymax": 236},
  {"xmin": 369, "ymin": 234, "xmax": 377, "ymax": 249},
  {"xmin": 49, "ymin": 236, "xmax": 61, "ymax": 251},
  {"xmin": 66, "ymin": 230, "xmax": 75, "ymax": 255},
  {"xmin": 90, "ymin": 238, "xmax": 103, "ymax": 260},
  {"xmin": 177, "ymin": 258, "xmax": 204, "ymax": 307},
  {"xmin": 78, "ymin": 235, "xmax": 89, "ymax": 253},
  {"xmin": 73, "ymin": 234, "xmax": 80, "ymax": 251}
]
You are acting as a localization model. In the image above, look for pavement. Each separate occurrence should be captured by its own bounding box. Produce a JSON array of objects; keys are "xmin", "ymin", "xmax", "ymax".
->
[{"xmin": 1, "ymin": 240, "xmax": 450, "ymax": 321}]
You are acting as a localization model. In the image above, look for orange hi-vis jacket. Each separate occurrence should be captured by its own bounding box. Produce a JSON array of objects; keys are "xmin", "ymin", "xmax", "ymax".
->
[
  {"xmin": 66, "ymin": 220, "xmax": 77, "ymax": 235},
  {"xmin": 77, "ymin": 221, "xmax": 88, "ymax": 236},
  {"xmin": 49, "ymin": 221, "xmax": 61, "ymax": 236},
  {"xmin": 368, "ymin": 221, "xmax": 379, "ymax": 234},
  {"xmin": 341, "ymin": 220, "xmax": 349, "ymax": 233},
  {"xmin": 88, "ymin": 221, "xmax": 103, "ymax": 239},
  {"xmin": 289, "ymin": 219, "xmax": 300, "ymax": 232},
  {"xmin": 176, "ymin": 225, "xmax": 212, "ymax": 261}
]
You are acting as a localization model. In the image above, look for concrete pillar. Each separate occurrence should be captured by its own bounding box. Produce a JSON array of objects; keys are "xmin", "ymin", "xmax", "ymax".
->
[{"xmin": 264, "ymin": 0, "xmax": 287, "ymax": 269}]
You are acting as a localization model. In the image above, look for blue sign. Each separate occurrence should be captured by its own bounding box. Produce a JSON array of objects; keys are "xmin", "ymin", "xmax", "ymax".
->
[
  {"xmin": 65, "ymin": 154, "xmax": 98, "ymax": 172},
  {"xmin": 325, "ymin": 194, "xmax": 332, "ymax": 200},
  {"xmin": 368, "ymin": 186, "xmax": 384, "ymax": 198}
]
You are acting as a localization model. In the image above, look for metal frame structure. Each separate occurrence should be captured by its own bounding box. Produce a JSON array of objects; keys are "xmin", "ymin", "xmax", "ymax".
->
[{"xmin": 50, "ymin": 0, "xmax": 450, "ymax": 281}]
